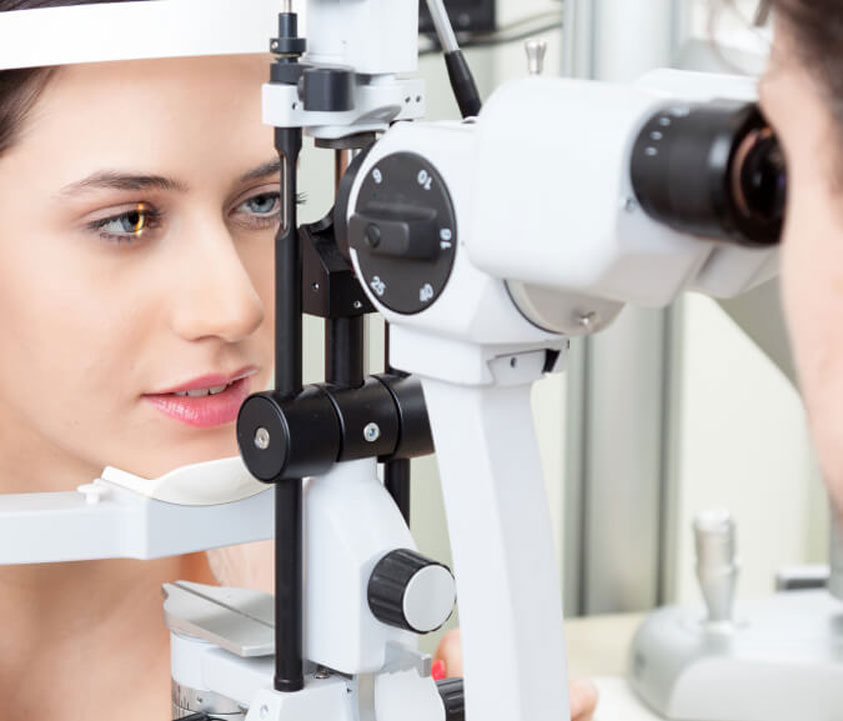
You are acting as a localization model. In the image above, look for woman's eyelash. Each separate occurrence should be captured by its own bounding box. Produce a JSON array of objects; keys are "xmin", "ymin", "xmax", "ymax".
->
[
  {"xmin": 87, "ymin": 205, "xmax": 163, "ymax": 244},
  {"xmin": 86, "ymin": 189, "xmax": 303, "ymax": 244}
]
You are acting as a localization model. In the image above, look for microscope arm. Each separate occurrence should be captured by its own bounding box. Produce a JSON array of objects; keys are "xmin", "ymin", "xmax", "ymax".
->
[{"xmin": 421, "ymin": 353, "xmax": 571, "ymax": 721}]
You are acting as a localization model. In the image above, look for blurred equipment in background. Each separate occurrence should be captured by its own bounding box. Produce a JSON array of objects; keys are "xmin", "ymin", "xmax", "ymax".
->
[
  {"xmin": 630, "ymin": 510, "xmax": 843, "ymax": 721},
  {"xmin": 419, "ymin": 0, "xmax": 496, "ymax": 36}
]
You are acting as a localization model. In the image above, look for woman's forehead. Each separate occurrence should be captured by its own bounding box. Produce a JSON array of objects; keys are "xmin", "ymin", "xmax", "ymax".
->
[{"xmin": 15, "ymin": 54, "xmax": 273, "ymax": 187}]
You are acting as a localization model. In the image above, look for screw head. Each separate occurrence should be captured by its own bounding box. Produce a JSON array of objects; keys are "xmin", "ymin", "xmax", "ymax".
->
[
  {"xmin": 254, "ymin": 427, "xmax": 271, "ymax": 450},
  {"xmin": 363, "ymin": 423, "xmax": 381, "ymax": 443},
  {"xmin": 365, "ymin": 224, "xmax": 382, "ymax": 249},
  {"xmin": 577, "ymin": 312, "xmax": 599, "ymax": 330}
]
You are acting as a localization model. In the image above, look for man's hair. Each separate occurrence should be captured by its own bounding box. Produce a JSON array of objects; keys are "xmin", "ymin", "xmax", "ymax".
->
[{"xmin": 769, "ymin": 0, "xmax": 843, "ymax": 139}]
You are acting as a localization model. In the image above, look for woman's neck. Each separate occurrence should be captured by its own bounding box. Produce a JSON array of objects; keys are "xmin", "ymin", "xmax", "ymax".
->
[
  {"xmin": 0, "ymin": 414, "xmax": 218, "ymax": 719},
  {"xmin": 0, "ymin": 554, "xmax": 217, "ymax": 720}
]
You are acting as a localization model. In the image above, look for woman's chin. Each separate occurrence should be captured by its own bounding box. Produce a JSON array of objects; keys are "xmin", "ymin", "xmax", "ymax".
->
[{"xmin": 110, "ymin": 437, "xmax": 240, "ymax": 479}]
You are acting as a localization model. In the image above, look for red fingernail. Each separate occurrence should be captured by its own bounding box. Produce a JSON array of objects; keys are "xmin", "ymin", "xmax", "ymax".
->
[{"xmin": 432, "ymin": 659, "xmax": 447, "ymax": 681}]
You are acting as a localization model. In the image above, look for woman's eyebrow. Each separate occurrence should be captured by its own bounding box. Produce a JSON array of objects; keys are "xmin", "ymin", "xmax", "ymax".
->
[
  {"xmin": 238, "ymin": 159, "xmax": 282, "ymax": 184},
  {"xmin": 57, "ymin": 171, "xmax": 189, "ymax": 197},
  {"xmin": 57, "ymin": 159, "xmax": 282, "ymax": 198}
]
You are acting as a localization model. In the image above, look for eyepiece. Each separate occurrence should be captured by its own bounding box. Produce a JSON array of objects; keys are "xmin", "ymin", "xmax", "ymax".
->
[{"xmin": 630, "ymin": 101, "xmax": 786, "ymax": 248}]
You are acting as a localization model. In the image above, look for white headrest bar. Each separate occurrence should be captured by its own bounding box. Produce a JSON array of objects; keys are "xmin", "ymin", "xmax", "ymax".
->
[{"xmin": 0, "ymin": 0, "xmax": 283, "ymax": 71}]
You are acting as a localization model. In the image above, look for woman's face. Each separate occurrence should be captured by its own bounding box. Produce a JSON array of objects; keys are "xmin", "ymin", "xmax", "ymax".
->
[
  {"xmin": 0, "ymin": 55, "xmax": 276, "ymax": 489},
  {"xmin": 760, "ymin": 24, "xmax": 843, "ymax": 513}
]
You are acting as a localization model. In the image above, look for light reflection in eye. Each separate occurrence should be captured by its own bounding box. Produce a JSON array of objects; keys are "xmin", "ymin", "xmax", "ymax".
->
[{"xmin": 88, "ymin": 203, "xmax": 162, "ymax": 244}]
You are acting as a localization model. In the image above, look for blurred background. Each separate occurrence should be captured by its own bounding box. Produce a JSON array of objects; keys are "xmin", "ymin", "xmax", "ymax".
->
[{"xmin": 296, "ymin": 0, "xmax": 824, "ymax": 654}]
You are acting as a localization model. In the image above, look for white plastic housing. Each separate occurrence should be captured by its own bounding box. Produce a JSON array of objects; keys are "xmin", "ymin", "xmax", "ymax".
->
[
  {"xmin": 347, "ymin": 70, "xmax": 778, "ymax": 348},
  {"xmin": 470, "ymin": 69, "xmax": 777, "ymax": 308},
  {"xmin": 304, "ymin": 0, "xmax": 419, "ymax": 75},
  {"xmin": 347, "ymin": 121, "xmax": 564, "ymax": 386},
  {"xmin": 0, "ymin": 0, "xmax": 280, "ymax": 70},
  {"xmin": 303, "ymin": 459, "xmax": 416, "ymax": 674}
]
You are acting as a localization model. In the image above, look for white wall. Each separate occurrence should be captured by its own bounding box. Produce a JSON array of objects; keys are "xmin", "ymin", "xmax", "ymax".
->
[{"xmin": 671, "ymin": 296, "xmax": 826, "ymax": 603}]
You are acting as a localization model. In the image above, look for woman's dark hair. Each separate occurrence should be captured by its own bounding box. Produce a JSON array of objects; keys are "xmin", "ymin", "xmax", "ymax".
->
[
  {"xmin": 0, "ymin": 0, "xmax": 148, "ymax": 154},
  {"xmin": 769, "ymin": 0, "xmax": 843, "ymax": 133}
]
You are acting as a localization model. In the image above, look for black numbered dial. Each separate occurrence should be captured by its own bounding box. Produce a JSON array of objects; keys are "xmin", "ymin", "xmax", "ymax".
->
[{"xmin": 348, "ymin": 152, "xmax": 458, "ymax": 315}]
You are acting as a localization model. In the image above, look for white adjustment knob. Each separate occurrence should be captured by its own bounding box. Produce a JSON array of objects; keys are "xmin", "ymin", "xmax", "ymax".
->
[
  {"xmin": 368, "ymin": 549, "xmax": 456, "ymax": 634},
  {"xmin": 694, "ymin": 509, "xmax": 739, "ymax": 624}
]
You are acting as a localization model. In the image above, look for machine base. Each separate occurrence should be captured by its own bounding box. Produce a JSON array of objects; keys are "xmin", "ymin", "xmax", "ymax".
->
[{"xmin": 629, "ymin": 590, "xmax": 843, "ymax": 720}]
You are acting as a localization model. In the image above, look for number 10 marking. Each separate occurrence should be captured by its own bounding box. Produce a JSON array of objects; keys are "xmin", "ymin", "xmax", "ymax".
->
[{"xmin": 417, "ymin": 169, "xmax": 433, "ymax": 191}]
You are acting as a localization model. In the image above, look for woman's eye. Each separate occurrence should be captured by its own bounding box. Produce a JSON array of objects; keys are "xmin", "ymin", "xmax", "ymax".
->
[
  {"xmin": 88, "ymin": 204, "xmax": 161, "ymax": 244},
  {"xmin": 237, "ymin": 192, "xmax": 282, "ymax": 217}
]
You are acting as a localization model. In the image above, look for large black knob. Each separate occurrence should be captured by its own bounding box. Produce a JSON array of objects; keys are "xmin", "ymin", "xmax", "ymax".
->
[
  {"xmin": 367, "ymin": 549, "xmax": 456, "ymax": 634},
  {"xmin": 348, "ymin": 152, "xmax": 458, "ymax": 315},
  {"xmin": 437, "ymin": 678, "xmax": 465, "ymax": 721},
  {"xmin": 350, "ymin": 204, "xmax": 440, "ymax": 261}
]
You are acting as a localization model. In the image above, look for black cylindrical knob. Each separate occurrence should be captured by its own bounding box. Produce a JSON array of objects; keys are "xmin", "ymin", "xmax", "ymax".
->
[
  {"xmin": 302, "ymin": 67, "xmax": 355, "ymax": 112},
  {"xmin": 437, "ymin": 678, "xmax": 465, "ymax": 721},
  {"xmin": 237, "ymin": 387, "xmax": 340, "ymax": 482},
  {"xmin": 368, "ymin": 549, "xmax": 456, "ymax": 634}
]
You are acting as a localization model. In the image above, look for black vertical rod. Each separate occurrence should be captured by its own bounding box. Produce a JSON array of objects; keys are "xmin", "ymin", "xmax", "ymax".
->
[
  {"xmin": 326, "ymin": 149, "xmax": 366, "ymax": 390},
  {"xmin": 385, "ymin": 457, "xmax": 412, "ymax": 524},
  {"xmin": 383, "ymin": 322, "xmax": 412, "ymax": 525},
  {"xmin": 274, "ymin": 125, "xmax": 304, "ymax": 694},
  {"xmin": 326, "ymin": 316, "xmax": 366, "ymax": 387}
]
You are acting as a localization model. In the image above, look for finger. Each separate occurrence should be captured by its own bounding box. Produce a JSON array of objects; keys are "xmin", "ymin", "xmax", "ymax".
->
[
  {"xmin": 569, "ymin": 678, "xmax": 599, "ymax": 721},
  {"xmin": 433, "ymin": 628, "xmax": 463, "ymax": 678}
]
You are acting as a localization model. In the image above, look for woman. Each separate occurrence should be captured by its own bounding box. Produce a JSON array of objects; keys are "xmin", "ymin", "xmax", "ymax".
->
[
  {"xmin": 0, "ymin": 2, "xmax": 277, "ymax": 717},
  {"xmin": 0, "ymin": 1, "xmax": 596, "ymax": 719}
]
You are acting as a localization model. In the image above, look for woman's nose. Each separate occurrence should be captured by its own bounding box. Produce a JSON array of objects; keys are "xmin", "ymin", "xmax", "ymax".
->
[{"xmin": 169, "ymin": 223, "xmax": 265, "ymax": 344}]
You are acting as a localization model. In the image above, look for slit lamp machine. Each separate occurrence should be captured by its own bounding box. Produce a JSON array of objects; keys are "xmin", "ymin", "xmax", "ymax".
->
[{"xmin": 0, "ymin": 1, "xmax": 806, "ymax": 720}]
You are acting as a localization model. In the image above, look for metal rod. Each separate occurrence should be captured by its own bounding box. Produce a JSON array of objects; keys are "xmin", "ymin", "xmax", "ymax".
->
[
  {"xmin": 326, "ymin": 316, "xmax": 365, "ymax": 388},
  {"xmin": 385, "ymin": 458, "xmax": 411, "ymax": 524},
  {"xmin": 274, "ymin": 125, "xmax": 304, "ymax": 693},
  {"xmin": 325, "ymin": 149, "xmax": 366, "ymax": 390},
  {"xmin": 384, "ymin": 322, "xmax": 411, "ymax": 524},
  {"xmin": 425, "ymin": 0, "xmax": 459, "ymax": 53}
]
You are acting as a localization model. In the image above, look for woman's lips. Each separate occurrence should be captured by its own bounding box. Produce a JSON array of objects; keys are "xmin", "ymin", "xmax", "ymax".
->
[{"xmin": 144, "ymin": 375, "xmax": 253, "ymax": 428}]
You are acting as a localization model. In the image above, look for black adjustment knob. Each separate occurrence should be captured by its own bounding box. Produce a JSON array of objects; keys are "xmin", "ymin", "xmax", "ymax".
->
[
  {"xmin": 347, "ymin": 152, "xmax": 458, "ymax": 315},
  {"xmin": 367, "ymin": 549, "xmax": 456, "ymax": 634},
  {"xmin": 350, "ymin": 204, "xmax": 441, "ymax": 261},
  {"xmin": 437, "ymin": 678, "xmax": 465, "ymax": 721}
]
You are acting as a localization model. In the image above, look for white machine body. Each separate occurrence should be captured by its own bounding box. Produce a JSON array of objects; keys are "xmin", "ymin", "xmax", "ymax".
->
[
  {"xmin": 262, "ymin": 0, "xmax": 425, "ymax": 140},
  {"xmin": 304, "ymin": 0, "xmax": 419, "ymax": 75},
  {"xmin": 342, "ymin": 68, "xmax": 781, "ymax": 721},
  {"xmin": 630, "ymin": 591, "xmax": 843, "ymax": 721},
  {"xmin": 347, "ymin": 69, "xmax": 777, "ymax": 347},
  {"xmin": 473, "ymin": 71, "xmax": 775, "ymax": 314},
  {"xmin": 303, "ymin": 459, "xmax": 415, "ymax": 674},
  {"xmin": 165, "ymin": 460, "xmax": 450, "ymax": 721}
]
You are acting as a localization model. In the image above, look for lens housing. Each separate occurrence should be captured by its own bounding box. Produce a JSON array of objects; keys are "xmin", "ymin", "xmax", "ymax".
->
[{"xmin": 630, "ymin": 100, "xmax": 786, "ymax": 247}]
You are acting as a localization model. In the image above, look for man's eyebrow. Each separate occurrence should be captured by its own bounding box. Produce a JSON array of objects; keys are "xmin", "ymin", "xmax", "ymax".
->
[{"xmin": 58, "ymin": 172, "xmax": 189, "ymax": 197}]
